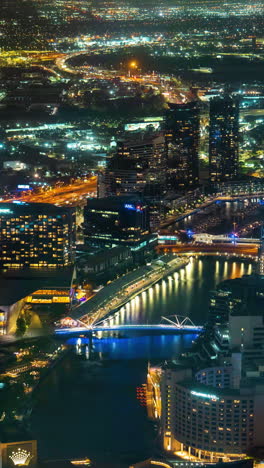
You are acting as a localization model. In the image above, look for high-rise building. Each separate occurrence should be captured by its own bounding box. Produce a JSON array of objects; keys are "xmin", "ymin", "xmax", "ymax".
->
[
  {"xmin": 209, "ymin": 274, "xmax": 264, "ymax": 327},
  {"xmin": 158, "ymin": 361, "xmax": 262, "ymax": 461},
  {"xmin": 209, "ymin": 96, "xmax": 239, "ymax": 184},
  {"xmin": 0, "ymin": 202, "xmax": 75, "ymax": 269},
  {"xmin": 105, "ymin": 133, "xmax": 167, "ymax": 197},
  {"xmin": 84, "ymin": 195, "xmax": 157, "ymax": 261},
  {"xmin": 105, "ymin": 133, "xmax": 167, "ymax": 230},
  {"xmin": 165, "ymin": 101, "xmax": 200, "ymax": 191}
]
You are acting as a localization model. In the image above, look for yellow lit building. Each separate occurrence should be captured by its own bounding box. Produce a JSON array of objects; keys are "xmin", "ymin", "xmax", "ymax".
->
[{"xmin": 0, "ymin": 202, "xmax": 75, "ymax": 270}]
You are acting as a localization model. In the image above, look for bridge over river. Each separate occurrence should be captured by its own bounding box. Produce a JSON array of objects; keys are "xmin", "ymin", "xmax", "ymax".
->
[
  {"xmin": 55, "ymin": 315, "xmax": 203, "ymax": 336},
  {"xmin": 157, "ymin": 243, "xmax": 258, "ymax": 259}
]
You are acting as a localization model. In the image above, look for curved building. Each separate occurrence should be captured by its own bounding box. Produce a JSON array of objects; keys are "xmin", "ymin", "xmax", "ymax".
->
[{"xmin": 160, "ymin": 365, "xmax": 262, "ymax": 462}]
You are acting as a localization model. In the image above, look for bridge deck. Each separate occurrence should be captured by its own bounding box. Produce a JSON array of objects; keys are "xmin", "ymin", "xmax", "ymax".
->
[{"xmin": 55, "ymin": 324, "xmax": 203, "ymax": 335}]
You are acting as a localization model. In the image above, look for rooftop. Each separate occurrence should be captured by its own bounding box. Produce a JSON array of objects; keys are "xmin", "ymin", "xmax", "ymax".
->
[
  {"xmin": 86, "ymin": 195, "xmax": 146, "ymax": 210},
  {"xmin": 0, "ymin": 267, "xmax": 74, "ymax": 305},
  {"xmin": 0, "ymin": 201, "xmax": 72, "ymax": 215}
]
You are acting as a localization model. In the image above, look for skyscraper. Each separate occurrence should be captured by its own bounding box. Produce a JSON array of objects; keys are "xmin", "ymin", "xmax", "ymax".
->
[
  {"xmin": 105, "ymin": 133, "xmax": 167, "ymax": 197},
  {"xmin": 105, "ymin": 133, "xmax": 167, "ymax": 230},
  {"xmin": 165, "ymin": 101, "xmax": 200, "ymax": 191},
  {"xmin": 209, "ymin": 96, "xmax": 239, "ymax": 184}
]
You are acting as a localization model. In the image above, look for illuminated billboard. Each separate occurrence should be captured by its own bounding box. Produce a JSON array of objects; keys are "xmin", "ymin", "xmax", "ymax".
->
[{"xmin": 125, "ymin": 121, "xmax": 161, "ymax": 132}]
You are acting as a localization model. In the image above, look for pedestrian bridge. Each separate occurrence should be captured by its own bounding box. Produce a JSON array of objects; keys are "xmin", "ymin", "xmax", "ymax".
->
[{"xmin": 55, "ymin": 315, "xmax": 204, "ymax": 336}]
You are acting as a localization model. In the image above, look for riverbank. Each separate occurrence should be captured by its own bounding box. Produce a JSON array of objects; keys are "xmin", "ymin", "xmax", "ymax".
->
[
  {"xmin": 71, "ymin": 255, "xmax": 189, "ymax": 326},
  {"xmin": 0, "ymin": 337, "xmax": 70, "ymax": 423},
  {"xmin": 30, "ymin": 258, "xmax": 253, "ymax": 467}
]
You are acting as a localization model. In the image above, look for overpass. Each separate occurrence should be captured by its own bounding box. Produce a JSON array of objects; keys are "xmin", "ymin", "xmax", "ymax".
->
[{"xmin": 55, "ymin": 315, "xmax": 203, "ymax": 336}]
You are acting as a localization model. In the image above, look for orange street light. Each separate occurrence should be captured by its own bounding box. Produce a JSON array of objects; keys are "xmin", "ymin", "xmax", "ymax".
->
[
  {"xmin": 128, "ymin": 60, "xmax": 139, "ymax": 77},
  {"xmin": 129, "ymin": 60, "xmax": 138, "ymax": 68}
]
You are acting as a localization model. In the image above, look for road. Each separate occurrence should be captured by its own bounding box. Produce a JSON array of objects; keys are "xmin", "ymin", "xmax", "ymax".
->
[
  {"xmin": 56, "ymin": 50, "xmax": 188, "ymax": 104},
  {"xmin": 1, "ymin": 176, "xmax": 97, "ymax": 207}
]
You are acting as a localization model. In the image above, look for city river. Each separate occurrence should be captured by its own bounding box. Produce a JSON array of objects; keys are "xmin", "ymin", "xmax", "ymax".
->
[{"xmin": 30, "ymin": 258, "xmax": 253, "ymax": 468}]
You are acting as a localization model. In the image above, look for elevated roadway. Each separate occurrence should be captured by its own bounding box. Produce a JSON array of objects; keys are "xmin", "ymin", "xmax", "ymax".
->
[{"xmin": 0, "ymin": 176, "xmax": 97, "ymax": 207}]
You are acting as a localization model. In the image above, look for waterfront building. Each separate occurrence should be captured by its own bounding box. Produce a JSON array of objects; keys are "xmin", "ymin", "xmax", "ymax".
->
[
  {"xmin": 148, "ymin": 274, "xmax": 264, "ymax": 462},
  {"xmin": 0, "ymin": 268, "xmax": 74, "ymax": 335},
  {"xmin": 209, "ymin": 97, "xmax": 239, "ymax": 184},
  {"xmin": 77, "ymin": 245, "xmax": 133, "ymax": 280},
  {"xmin": 158, "ymin": 362, "xmax": 263, "ymax": 462},
  {"xmin": 84, "ymin": 195, "xmax": 157, "ymax": 261},
  {"xmin": 0, "ymin": 202, "xmax": 75, "ymax": 270},
  {"xmin": 214, "ymin": 180, "xmax": 264, "ymax": 196},
  {"xmin": 209, "ymin": 275, "xmax": 264, "ymax": 327},
  {"xmin": 131, "ymin": 457, "xmax": 254, "ymax": 468},
  {"xmin": 165, "ymin": 101, "xmax": 200, "ymax": 191}
]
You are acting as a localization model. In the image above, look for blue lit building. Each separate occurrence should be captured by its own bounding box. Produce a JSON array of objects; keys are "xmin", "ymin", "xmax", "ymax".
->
[
  {"xmin": 165, "ymin": 101, "xmax": 200, "ymax": 191},
  {"xmin": 209, "ymin": 97, "xmax": 239, "ymax": 184}
]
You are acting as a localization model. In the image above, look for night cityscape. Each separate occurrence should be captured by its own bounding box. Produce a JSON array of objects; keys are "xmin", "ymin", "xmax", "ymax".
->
[{"xmin": 0, "ymin": 0, "xmax": 264, "ymax": 467}]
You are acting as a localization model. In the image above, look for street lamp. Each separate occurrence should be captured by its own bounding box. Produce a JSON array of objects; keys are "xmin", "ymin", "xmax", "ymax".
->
[{"xmin": 128, "ymin": 60, "xmax": 138, "ymax": 77}]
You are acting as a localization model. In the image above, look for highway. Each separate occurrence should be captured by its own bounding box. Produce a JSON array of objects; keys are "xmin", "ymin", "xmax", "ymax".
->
[
  {"xmin": 56, "ymin": 50, "xmax": 188, "ymax": 104},
  {"xmin": 1, "ymin": 176, "xmax": 97, "ymax": 207}
]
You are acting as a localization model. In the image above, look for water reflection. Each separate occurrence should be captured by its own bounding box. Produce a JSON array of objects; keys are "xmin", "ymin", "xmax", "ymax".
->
[
  {"xmin": 108, "ymin": 258, "xmax": 253, "ymax": 327},
  {"xmin": 32, "ymin": 258, "xmax": 254, "ymax": 464},
  {"xmin": 67, "ymin": 333, "xmax": 198, "ymax": 361}
]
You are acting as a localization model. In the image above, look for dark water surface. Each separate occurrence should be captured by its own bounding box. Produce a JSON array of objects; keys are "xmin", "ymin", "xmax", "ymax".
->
[{"xmin": 31, "ymin": 258, "xmax": 253, "ymax": 466}]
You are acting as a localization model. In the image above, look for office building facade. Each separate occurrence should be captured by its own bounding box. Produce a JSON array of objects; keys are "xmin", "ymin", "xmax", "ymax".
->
[
  {"xmin": 165, "ymin": 101, "xmax": 200, "ymax": 190},
  {"xmin": 0, "ymin": 202, "xmax": 75, "ymax": 269},
  {"xmin": 84, "ymin": 196, "xmax": 157, "ymax": 260},
  {"xmin": 209, "ymin": 97, "xmax": 239, "ymax": 184}
]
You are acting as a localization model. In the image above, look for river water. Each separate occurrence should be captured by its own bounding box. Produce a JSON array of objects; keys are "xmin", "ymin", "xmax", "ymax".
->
[{"xmin": 30, "ymin": 258, "xmax": 253, "ymax": 468}]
